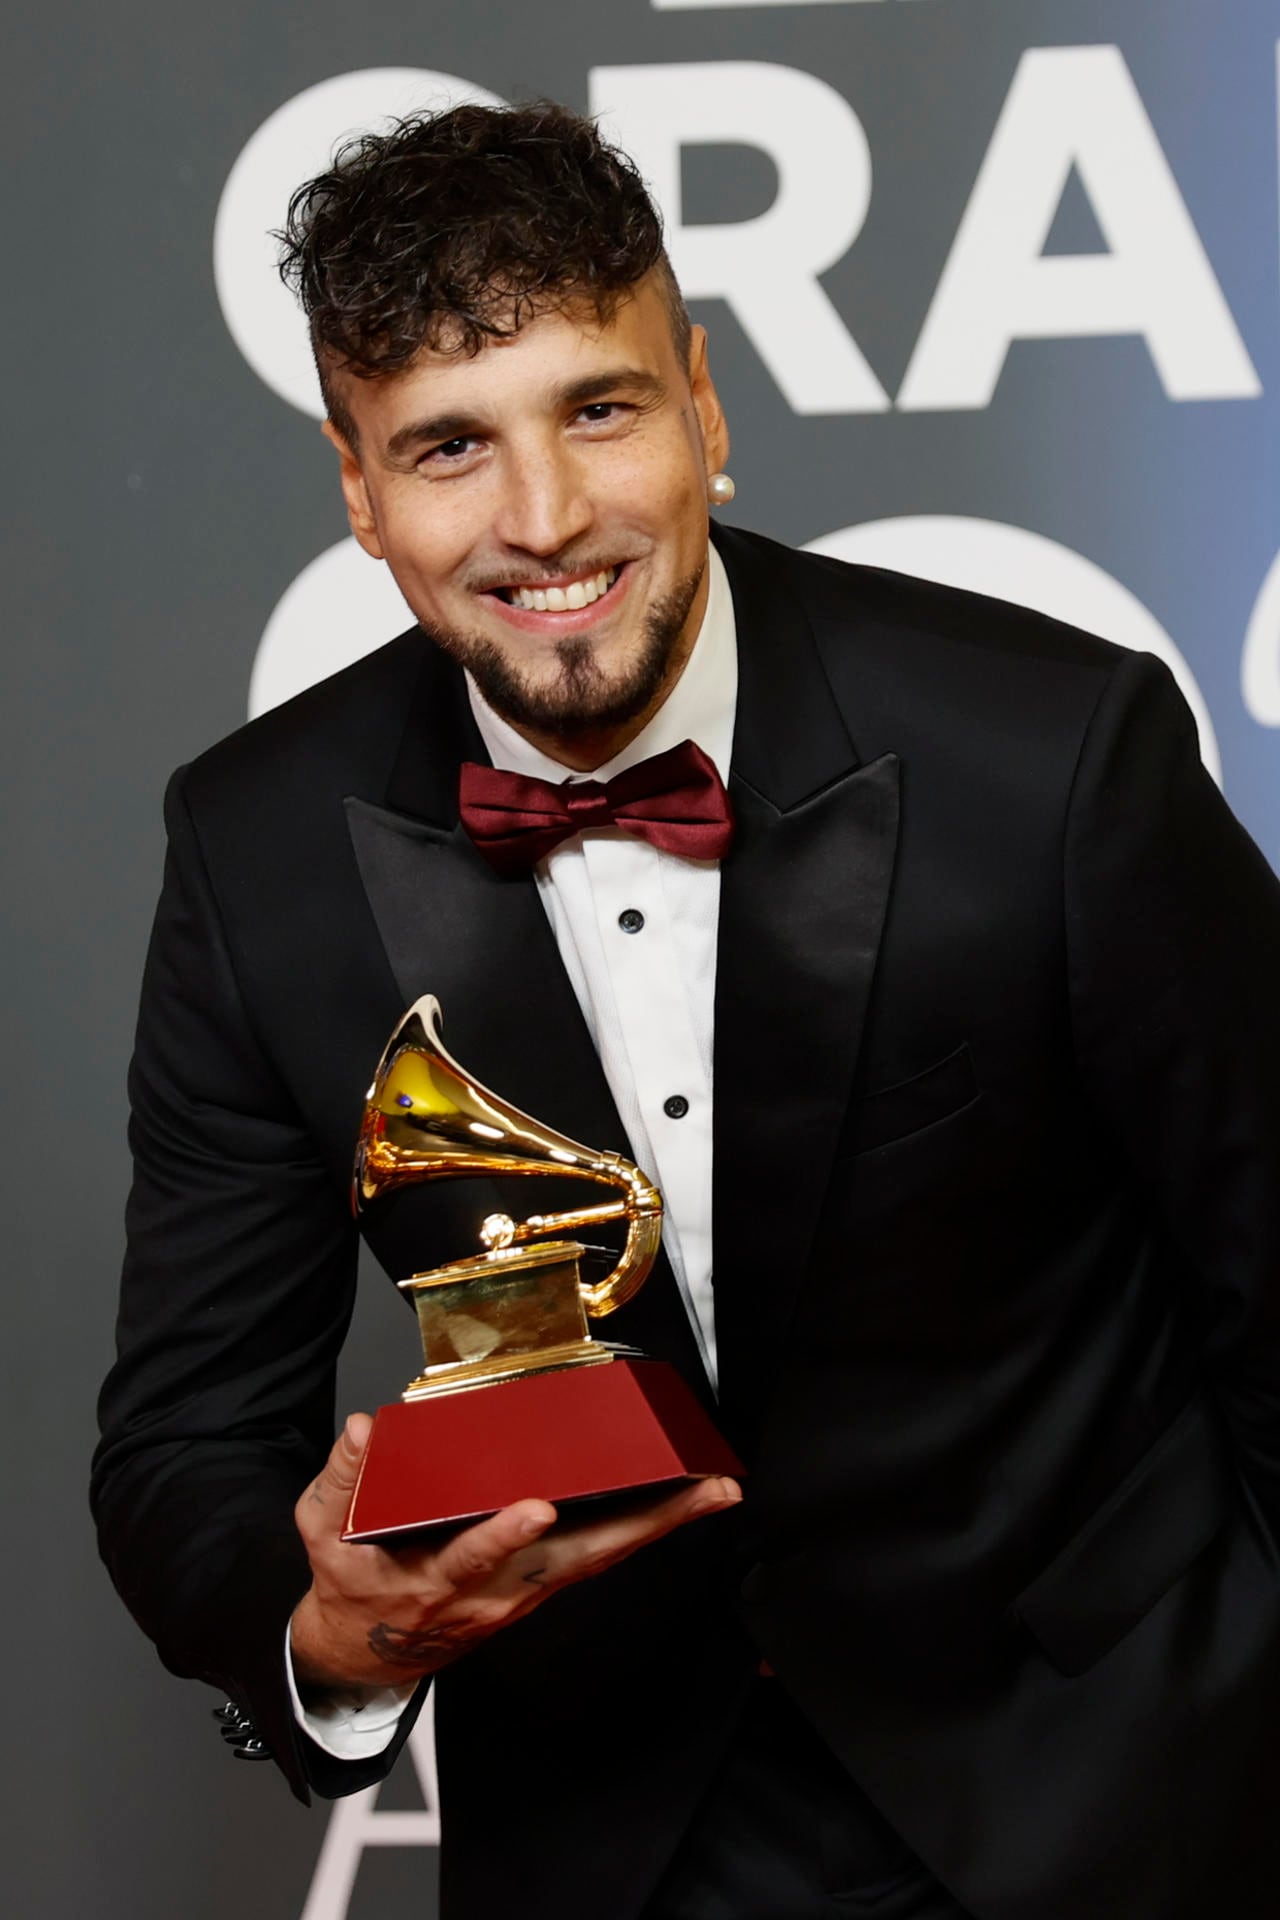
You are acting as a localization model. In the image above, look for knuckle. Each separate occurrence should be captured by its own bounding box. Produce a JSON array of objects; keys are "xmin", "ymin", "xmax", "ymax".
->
[
  {"xmin": 468, "ymin": 1596, "xmax": 515, "ymax": 1633},
  {"xmin": 294, "ymin": 1503, "xmax": 321, "ymax": 1543},
  {"xmin": 578, "ymin": 1529, "xmax": 642, "ymax": 1578},
  {"xmin": 444, "ymin": 1537, "xmax": 502, "ymax": 1586},
  {"xmin": 555, "ymin": 1542, "xmax": 607, "ymax": 1586},
  {"xmin": 311, "ymin": 1538, "xmax": 375, "ymax": 1592}
]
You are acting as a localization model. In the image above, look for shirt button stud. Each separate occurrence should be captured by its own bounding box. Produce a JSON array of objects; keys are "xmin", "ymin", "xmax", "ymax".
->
[
  {"xmin": 618, "ymin": 908, "xmax": 645, "ymax": 934},
  {"xmin": 663, "ymin": 1094, "xmax": 690, "ymax": 1120}
]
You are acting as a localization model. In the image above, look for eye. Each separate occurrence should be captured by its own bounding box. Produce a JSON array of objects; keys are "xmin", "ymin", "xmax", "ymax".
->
[
  {"xmin": 578, "ymin": 401, "xmax": 627, "ymax": 425},
  {"xmin": 413, "ymin": 434, "xmax": 484, "ymax": 476}
]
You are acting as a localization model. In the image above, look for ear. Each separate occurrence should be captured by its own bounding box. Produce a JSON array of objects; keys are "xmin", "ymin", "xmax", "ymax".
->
[
  {"xmin": 687, "ymin": 325, "xmax": 730, "ymax": 480},
  {"xmin": 321, "ymin": 419, "xmax": 385, "ymax": 560}
]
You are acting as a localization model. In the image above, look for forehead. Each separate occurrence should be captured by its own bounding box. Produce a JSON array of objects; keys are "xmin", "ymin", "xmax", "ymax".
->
[{"xmin": 335, "ymin": 277, "xmax": 678, "ymax": 446}]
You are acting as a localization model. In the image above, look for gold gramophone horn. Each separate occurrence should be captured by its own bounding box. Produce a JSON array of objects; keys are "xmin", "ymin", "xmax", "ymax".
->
[{"xmin": 354, "ymin": 995, "xmax": 662, "ymax": 1320}]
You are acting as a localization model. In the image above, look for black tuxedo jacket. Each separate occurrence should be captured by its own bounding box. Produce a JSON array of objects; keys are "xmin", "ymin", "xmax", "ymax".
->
[{"xmin": 94, "ymin": 525, "xmax": 1280, "ymax": 1919}]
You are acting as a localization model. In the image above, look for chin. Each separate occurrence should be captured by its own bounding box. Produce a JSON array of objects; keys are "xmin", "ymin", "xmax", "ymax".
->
[{"xmin": 422, "ymin": 562, "xmax": 703, "ymax": 737}]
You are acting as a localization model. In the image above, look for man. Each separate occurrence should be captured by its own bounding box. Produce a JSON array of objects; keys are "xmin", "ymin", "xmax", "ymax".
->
[{"xmin": 93, "ymin": 101, "xmax": 1280, "ymax": 1919}]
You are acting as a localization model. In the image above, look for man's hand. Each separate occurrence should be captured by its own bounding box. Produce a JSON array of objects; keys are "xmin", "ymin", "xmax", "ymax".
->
[{"xmin": 290, "ymin": 1412, "xmax": 742, "ymax": 1690}]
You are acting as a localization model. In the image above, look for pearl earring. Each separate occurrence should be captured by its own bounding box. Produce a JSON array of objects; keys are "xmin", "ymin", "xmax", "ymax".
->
[{"xmin": 707, "ymin": 471, "xmax": 736, "ymax": 507}]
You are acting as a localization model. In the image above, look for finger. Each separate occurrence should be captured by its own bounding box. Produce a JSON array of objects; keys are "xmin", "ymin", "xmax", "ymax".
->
[
  {"xmin": 431, "ymin": 1498, "xmax": 559, "ymax": 1594},
  {"xmin": 580, "ymin": 1476, "xmax": 742, "ymax": 1535},
  {"xmin": 544, "ymin": 1475, "xmax": 742, "ymax": 1578},
  {"xmin": 688, "ymin": 1475, "xmax": 743, "ymax": 1515}
]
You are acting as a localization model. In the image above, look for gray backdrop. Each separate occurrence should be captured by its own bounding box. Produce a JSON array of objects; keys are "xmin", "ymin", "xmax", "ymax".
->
[{"xmin": 6, "ymin": 1, "xmax": 1278, "ymax": 1914}]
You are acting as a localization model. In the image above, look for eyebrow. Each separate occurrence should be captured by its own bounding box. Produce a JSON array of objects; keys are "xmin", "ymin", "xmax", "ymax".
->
[
  {"xmin": 382, "ymin": 365, "xmax": 668, "ymax": 464},
  {"xmin": 559, "ymin": 366, "xmax": 668, "ymax": 410},
  {"xmin": 385, "ymin": 411, "xmax": 484, "ymax": 462}
]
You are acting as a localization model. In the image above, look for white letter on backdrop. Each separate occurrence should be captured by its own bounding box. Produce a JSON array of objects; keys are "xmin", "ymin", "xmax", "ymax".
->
[
  {"xmin": 898, "ymin": 45, "xmax": 1260, "ymax": 411},
  {"xmin": 590, "ymin": 62, "xmax": 889, "ymax": 414},
  {"xmin": 215, "ymin": 69, "xmax": 504, "ymax": 419},
  {"xmin": 1242, "ymin": 548, "xmax": 1280, "ymax": 727},
  {"xmin": 248, "ymin": 537, "xmax": 414, "ymax": 718},
  {"xmin": 298, "ymin": 1705, "xmax": 440, "ymax": 1920},
  {"xmin": 805, "ymin": 516, "xmax": 1220, "ymax": 782}
]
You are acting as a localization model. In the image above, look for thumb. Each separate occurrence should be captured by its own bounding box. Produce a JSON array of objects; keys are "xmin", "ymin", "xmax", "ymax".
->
[{"xmin": 322, "ymin": 1411, "xmax": 373, "ymax": 1493}]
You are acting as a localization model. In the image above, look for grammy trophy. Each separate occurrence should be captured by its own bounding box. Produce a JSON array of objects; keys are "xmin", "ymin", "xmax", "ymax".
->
[{"xmin": 342, "ymin": 996, "xmax": 741, "ymax": 1542}]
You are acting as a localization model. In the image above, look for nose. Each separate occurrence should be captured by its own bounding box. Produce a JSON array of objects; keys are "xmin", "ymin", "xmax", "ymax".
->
[{"xmin": 491, "ymin": 437, "xmax": 593, "ymax": 559}]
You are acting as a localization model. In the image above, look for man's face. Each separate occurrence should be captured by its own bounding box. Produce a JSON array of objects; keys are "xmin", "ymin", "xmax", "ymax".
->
[{"xmin": 326, "ymin": 274, "xmax": 729, "ymax": 754}]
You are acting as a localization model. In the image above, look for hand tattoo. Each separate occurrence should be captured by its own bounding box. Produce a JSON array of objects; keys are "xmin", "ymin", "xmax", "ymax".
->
[{"xmin": 367, "ymin": 1620, "xmax": 478, "ymax": 1666}]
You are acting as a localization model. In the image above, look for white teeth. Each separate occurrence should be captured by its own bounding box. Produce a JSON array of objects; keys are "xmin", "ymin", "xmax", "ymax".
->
[{"xmin": 505, "ymin": 566, "xmax": 618, "ymax": 612}]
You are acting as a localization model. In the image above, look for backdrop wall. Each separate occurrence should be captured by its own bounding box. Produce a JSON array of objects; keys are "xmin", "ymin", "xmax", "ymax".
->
[{"xmin": 7, "ymin": 2, "xmax": 1278, "ymax": 1915}]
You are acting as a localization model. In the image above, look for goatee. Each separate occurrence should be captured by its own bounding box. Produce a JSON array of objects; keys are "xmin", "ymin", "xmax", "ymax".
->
[{"xmin": 420, "ymin": 565, "xmax": 704, "ymax": 741}]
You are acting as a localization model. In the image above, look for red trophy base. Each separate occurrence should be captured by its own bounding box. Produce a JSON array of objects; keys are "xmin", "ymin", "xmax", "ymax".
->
[{"xmin": 342, "ymin": 1357, "xmax": 742, "ymax": 1544}]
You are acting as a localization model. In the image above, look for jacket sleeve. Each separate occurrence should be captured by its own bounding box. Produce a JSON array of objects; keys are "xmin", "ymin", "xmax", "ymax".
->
[
  {"xmin": 1064, "ymin": 648, "xmax": 1280, "ymax": 1532},
  {"xmin": 91, "ymin": 767, "xmax": 421, "ymax": 1801}
]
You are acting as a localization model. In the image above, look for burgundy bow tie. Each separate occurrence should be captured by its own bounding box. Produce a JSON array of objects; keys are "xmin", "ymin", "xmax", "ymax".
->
[{"xmin": 459, "ymin": 739, "xmax": 734, "ymax": 876}]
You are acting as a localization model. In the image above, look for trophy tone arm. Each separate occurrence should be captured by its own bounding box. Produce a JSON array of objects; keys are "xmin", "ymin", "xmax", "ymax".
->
[{"xmin": 490, "ymin": 1157, "xmax": 664, "ymax": 1317}]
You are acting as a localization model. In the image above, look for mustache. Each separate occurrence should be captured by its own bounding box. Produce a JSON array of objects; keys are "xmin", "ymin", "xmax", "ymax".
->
[{"xmin": 470, "ymin": 554, "xmax": 638, "ymax": 593}]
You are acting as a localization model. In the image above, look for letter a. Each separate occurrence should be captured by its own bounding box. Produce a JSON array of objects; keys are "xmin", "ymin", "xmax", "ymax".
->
[
  {"xmin": 298, "ymin": 1707, "xmax": 441, "ymax": 1920},
  {"xmin": 898, "ymin": 46, "xmax": 1260, "ymax": 410}
]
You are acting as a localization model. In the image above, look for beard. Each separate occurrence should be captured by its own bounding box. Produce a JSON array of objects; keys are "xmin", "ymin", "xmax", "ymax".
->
[{"xmin": 419, "ymin": 564, "xmax": 705, "ymax": 741}]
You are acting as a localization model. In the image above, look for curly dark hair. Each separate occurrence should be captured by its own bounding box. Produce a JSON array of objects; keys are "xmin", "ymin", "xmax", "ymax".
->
[{"xmin": 278, "ymin": 100, "xmax": 691, "ymax": 445}]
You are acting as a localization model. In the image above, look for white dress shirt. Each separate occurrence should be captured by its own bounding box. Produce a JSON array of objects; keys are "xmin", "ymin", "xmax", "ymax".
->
[
  {"xmin": 291, "ymin": 544, "xmax": 738, "ymax": 1758},
  {"xmin": 467, "ymin": 542, "xmax": 736, "ymax": 1383}
]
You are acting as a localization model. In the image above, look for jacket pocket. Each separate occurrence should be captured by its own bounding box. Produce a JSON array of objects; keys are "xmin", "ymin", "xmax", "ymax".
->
[
  {"xmin": 853, "ymin": 1042, "xmax": 979, "ymax": 1154},
  {"xmin": 1009, "ymin": 1394, "xmax": 1233, "ymax": 1677}
]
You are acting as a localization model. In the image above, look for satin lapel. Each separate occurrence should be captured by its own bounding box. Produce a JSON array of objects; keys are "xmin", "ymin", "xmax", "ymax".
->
[
  {"xmin": 345, "ymin": 646, "xmax": 709, "ymax": 1389},
  {"xmin": 710, "ymin": 527, "xmax": 901, "ymax": 1449}
]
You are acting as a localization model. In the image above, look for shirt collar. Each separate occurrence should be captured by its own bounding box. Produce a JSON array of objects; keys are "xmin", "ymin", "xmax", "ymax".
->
[{"xmin": 466, "ymin": 543, "xmax": 737, "ymax": 786}]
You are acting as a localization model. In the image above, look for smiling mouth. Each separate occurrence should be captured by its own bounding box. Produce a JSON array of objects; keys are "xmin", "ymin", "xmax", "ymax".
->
[{"xmin": 491, "ymin": 564, "xmax": 622, "ymax": 613}]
